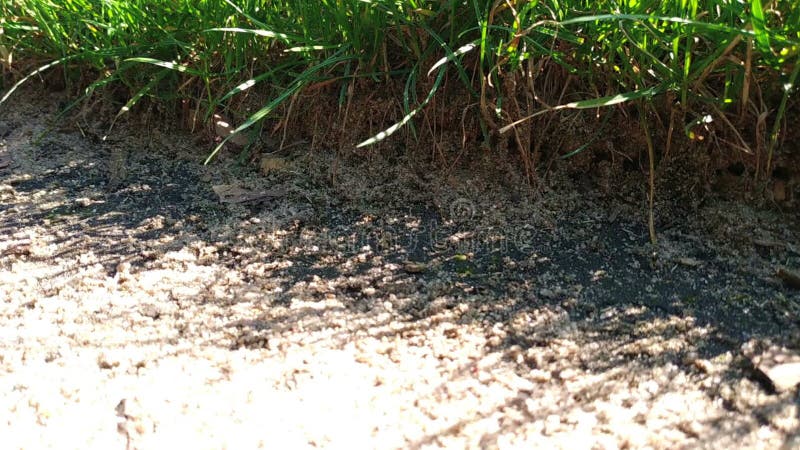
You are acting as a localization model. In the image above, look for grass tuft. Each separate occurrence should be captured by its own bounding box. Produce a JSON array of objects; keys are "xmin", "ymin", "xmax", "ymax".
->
[{"xmin": 1, "ymin": 0, "xmax": 797, "ymax": 199}]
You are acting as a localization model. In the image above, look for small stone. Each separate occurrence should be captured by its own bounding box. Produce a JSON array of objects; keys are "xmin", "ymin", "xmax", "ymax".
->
[
  {"xmin": 762, "ymin": 362, "xmax": 800, "ymax": 393},
  {"xmin": 529, "ymin": 369, "xmax": 552, "ymax": 382},
  {"xmin": 539, "ymin": 288, "xmax": 556, "ymax": 299},
  {"xmin": 640, "ymin": 379, "xmax": 659, "ymax": 396},
  {"xmin": 558, "ymin": 368, "xmax": 579, "ymax": 381},
  {"xmin": 561, "ymin": 297, "xmax": 578, "ymax": 310},
  {"xmin": 693, "ymin": 358, "xmax": 715, "ymax": 374},
  {"xmin": 116, "ymin": 397, "xmax": 154, "ymax": 442},
  {"xmin": 677, "ymin": 257, "xmax": 702, "ymax": 267},
  {"xmin": 115, "ymin": 261, "xmax": 132, "ymax": 282},
  {"xmin": 525, "ymin": 349, "xmax": 545, "ymax": 368},
  {"xmin": 139, "ymin": 304, "xmax": 161, "ymax": 320},
  {"xmin": 677, "ymin": 420, "xmax": 702, "ymax": 438},
  {"xmin": 746, "ymin": 343, "xmax": 800, "ymax": 392},
  {"xmin": 508, "ymin": 345, "xmax": 523, "ymax": 360},
  {"xmin": 543, "ymin": 414, "xmax": 562, "ymax": 436},
  {"xmin": 404, "ymin": 262, "xmax": 427, "ymax": 274},
  {"xmin": 97, "ymin": 352, "xmax": 121, "ymax": 370}
]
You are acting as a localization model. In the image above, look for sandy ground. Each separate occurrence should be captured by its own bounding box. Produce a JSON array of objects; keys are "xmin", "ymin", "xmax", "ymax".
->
[{"xmin": 1, "ymin": 87, "xmax": 799, "ymax": 449}]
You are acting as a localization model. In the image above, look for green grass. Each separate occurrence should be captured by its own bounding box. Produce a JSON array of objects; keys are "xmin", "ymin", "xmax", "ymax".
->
[{"xmin": 1, "ymin": 0, "xmax": 797, "ymax": 179}]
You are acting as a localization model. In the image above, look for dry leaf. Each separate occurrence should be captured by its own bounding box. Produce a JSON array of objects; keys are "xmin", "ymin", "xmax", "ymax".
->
[
  {"xmin": 212, "ymin": 184, "xmax": 284, "ymax": 204},
  {"xmin": 754, "ymin": 238, "xmax": 783, "ymax": 249},
  {"xmin": 0, "ymin": 146, "xmax": 11, "ymax": 169},
  {"xmin": 212, "ymin": 184, "xmax": 255, "ymax": 203},
  {"xmin": 1, "ymin": 243, "xmax": 31, "ymax": 257},
  {"xmin": 403, "ymin": 262, "xmax": 427, "ymax": 273},
  {"xmin": 773, "ymin": 180, "xmax": 787, "ymax": 202},
  {"xmin": 0, "ymin": 44, "xmax": 11, "ymax": 68},
  {"xmin": 676, "ymin": 257, "xmax": 702, "ymax": 267},
  {"xmin": 776, "ymin": 266, "xmax": 800, "ymax": 289},
  {"xmin": 260, "ymin": 156, "xmax": 288, "ymax": 175},
  {"xmin": 213, "ymin": 114, "xmax": 250, "ymax": 147}
]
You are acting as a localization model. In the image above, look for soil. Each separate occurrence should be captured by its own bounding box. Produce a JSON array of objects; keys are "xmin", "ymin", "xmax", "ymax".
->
[{"xmin": 1, "ymin": 86, "xmax": 799, "ymax": 449}]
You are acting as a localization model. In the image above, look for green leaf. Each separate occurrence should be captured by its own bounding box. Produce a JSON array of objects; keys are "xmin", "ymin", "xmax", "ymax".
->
[{"xmin": 749, "ymin": 0, "xmax": 772, "ymax": 55}]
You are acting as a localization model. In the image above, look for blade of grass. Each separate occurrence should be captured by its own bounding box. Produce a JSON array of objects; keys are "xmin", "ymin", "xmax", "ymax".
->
[
  {"xmin": 499, "ymin": 84, "xmax": 666, "ymax": 134},
  {"xmin": 205, "ymin": 49, "xmax": 358, "ymax": 164},
  {"xmin": 106, "ymin": 70, "xmax": 170, "ymax": 136},
  {"xmin": 749, "ymin": 0, "xmax": 772, "ymax": 56},
  {"xmin": 0, "ymin": 56, "xmax": 76, "ymax": 105},
  {"xmin": 122, "ymin": 57, "xmax": 206, "ymax": 77},
  {"xmin": 766, "ymin": 54, "xmax": 800, "ymax": 176},
  {"xmin": 358, "ymin": 38, "xmax": 478, "ymax": 148},
  {"xmin": 356, "ymin": 67, "xmax": 447, "ymax": 148}
]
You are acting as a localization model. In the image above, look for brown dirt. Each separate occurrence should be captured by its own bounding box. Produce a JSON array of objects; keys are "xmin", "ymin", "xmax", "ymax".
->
[{"xmin": 1, "ymin": 84, "xmax": 799, "ymax": 449}]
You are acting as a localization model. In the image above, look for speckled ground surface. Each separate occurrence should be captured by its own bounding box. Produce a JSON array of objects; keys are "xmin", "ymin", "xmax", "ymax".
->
[{"xmin": 1, "ymin": 87, "xmax": 799, "ymax": 449}]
